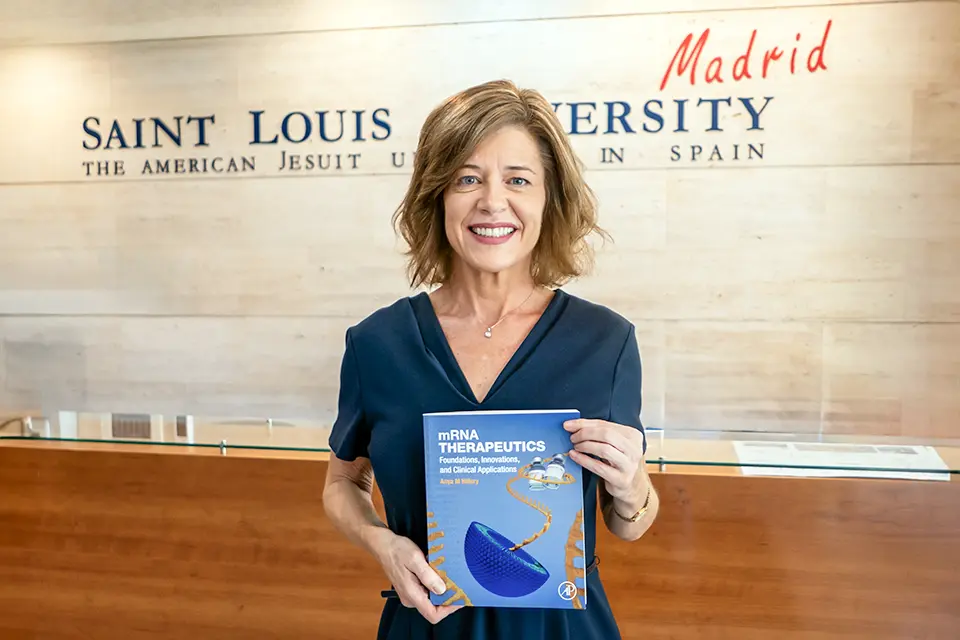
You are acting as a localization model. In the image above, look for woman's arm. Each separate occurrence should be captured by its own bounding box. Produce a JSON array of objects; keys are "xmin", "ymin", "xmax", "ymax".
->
[
  {"xmin": 322, "ymin": 455, "xmax": 460, "ymax": 625},
  {"xmin": 576, "ymin": 322, "xmax": 659, "ymax": 542},
  {"xmin": 322, "ymin": 455, "xmax": 393, "ymax": 558},
  {"xmin": 599, "ymin": 463, "xmax": 659, "ymax": 542},
  {"xmin": 567, "ymin": 419, "xmax": 659, "ymax": 543}
]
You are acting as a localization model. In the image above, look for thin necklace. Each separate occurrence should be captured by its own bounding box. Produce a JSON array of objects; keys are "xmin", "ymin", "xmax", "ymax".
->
[{"xmin": 483, "ymin": 287, "xmax": 537, "ymax": 339}]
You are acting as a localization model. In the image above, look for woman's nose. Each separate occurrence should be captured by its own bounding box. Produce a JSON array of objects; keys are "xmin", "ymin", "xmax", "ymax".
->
[{"xmin": 478, "ymin": 181, "xmax": 508, "ymax": 214}]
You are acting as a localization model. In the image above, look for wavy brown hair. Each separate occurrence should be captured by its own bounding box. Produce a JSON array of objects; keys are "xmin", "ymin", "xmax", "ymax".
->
[{"xmin": 392, "ymin": 79, "xmax": 608, "ymax": 289}]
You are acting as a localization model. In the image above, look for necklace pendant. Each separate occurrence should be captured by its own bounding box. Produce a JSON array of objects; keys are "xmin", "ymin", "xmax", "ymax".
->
[{"xmin": 484, "ymin": 328, "xmax": 493, "ymax": 338}]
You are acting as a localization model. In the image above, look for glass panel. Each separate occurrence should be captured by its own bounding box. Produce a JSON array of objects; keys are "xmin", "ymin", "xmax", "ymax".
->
[
  {"xmin": 0, "ymin": 410, "xmax": 332, "ymax": 453},
  {"xmin": 645, "ymin": 427, "xmax": 960, "ymax": 480},
  {"xmin": 2, "ymin": 410, "xmax": 958, "ymax": 479}
]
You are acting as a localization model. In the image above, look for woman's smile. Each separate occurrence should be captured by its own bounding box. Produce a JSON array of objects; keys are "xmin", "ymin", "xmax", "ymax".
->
[{"xmin": 468, "ymin": 223, "xmax": 519, "ymax": 244}]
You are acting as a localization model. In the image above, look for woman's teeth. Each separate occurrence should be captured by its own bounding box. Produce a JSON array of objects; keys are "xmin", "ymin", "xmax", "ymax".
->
[{"xmin": 471, "ymin": 227, "xmax": 515, "ymax": 238}]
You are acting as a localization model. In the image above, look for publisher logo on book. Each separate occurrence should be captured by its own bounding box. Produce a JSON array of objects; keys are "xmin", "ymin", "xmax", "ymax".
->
[{"xmin": 557, "ymin": 581, "xmax": 578, "ymax": 601}]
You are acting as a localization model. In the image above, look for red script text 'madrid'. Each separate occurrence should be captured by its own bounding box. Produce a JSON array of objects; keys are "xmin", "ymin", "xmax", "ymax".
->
[{"xmin": 660, "ymin": 20, "xmax": 833, "ymax": 91}]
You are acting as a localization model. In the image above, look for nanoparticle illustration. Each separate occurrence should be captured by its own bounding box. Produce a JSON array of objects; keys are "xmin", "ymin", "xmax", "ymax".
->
[{"xmin": 460, "ymin": 453, "xmax": 579, "ymax": 598}]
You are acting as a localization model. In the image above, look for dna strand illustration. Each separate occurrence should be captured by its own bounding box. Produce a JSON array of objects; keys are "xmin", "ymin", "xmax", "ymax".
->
[
  {"xmin": 426, "ymin": 510, "xmax": 472, "ymax": 606},
  {"xmin": 502, "ymin": 460, "xmax": 576, "ymax": 550},
  {"xmin": 563, "ymin": 508, "xmax": 587, "ymax": 609}
]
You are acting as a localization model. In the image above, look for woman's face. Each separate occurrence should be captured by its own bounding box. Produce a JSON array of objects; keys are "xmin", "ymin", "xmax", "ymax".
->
[{"xmin": 443, "ymin": 125, "xmax": 547, "ymax": 281}]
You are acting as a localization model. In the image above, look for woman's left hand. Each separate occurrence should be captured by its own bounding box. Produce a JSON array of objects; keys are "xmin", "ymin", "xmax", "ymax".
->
[{"xmin": 564, "ymin": 419, "xmax": 647, "ymax": 502}]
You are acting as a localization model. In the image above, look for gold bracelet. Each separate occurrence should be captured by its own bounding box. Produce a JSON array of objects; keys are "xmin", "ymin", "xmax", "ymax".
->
[{"xmin": 613, "ymin": 483, "xmax": 651, "ymax": 523}]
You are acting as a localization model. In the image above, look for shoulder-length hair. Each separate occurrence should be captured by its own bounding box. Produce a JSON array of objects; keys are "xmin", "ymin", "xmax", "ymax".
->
[{"xmin": 391, "ymin": 79, "xmax": 608, "ymax": 289}]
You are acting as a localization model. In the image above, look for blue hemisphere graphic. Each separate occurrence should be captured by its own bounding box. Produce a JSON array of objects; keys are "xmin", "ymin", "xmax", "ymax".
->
[{"xmin": 463, "ymin": 521, "xmax": 550, "ymax": 597}]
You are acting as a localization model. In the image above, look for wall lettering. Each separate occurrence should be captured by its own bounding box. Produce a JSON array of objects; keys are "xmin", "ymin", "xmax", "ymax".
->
[{"xmin": 77, "ymin": 20, "xmax": 834, "ymax": 178}]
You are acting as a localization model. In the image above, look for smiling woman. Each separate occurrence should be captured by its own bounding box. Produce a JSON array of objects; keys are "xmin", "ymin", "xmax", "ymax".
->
[
  {"xmin": 321, "ymin": 79, "xmax": 658, "ymax": 640},
  {"xmin": 443, "ymin": 125, "xmax": 546, "ymax": 285},
  {"xmin": 392, "ymin": 80, "xmax": 603, "ymax": 291}
]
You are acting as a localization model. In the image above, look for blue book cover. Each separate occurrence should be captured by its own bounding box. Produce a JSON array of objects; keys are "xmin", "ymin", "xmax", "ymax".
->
[{"xmin": 423, "ymin": 409, "xmax": 587, "ymax": 610}]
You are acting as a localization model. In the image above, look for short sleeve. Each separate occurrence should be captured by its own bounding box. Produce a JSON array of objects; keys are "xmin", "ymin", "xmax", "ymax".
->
[
  {"xmin": 609, "ymin": 324, "xmax": 647, "ymax": 455},
  {"xmin": 328, "ymin": 328, "xmax": 371, "ymax": 461}
]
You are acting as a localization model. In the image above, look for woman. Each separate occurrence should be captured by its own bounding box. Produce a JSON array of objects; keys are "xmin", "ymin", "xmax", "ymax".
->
[{"xmin": 323, "ymin": 79, "xmax": 659, "ymax": 639}]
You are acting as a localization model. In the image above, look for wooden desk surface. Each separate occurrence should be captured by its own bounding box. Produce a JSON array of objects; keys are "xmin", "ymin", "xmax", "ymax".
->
[{"xmin": 0, "ymin": 441, "xmax": 957, "ymax": 639}]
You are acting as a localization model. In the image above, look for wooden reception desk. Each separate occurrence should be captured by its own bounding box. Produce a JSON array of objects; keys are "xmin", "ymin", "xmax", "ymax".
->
[{"xmin": 0, "ymin": 440, "xmax": 957, "ymax": 639}]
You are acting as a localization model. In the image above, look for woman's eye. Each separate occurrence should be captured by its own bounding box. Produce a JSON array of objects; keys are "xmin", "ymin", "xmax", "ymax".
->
[
  {"xmin": 458, "ymin": 175, "xmax": 479, "ymax": 186},
  {"xmin": 509, "ymin": 177, "xmax": 529, "ymax": 186}
]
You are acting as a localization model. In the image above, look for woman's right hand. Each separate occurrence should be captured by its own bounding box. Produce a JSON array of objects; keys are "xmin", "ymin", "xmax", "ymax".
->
[{"xmin": 373, "ymin": 529, "xmax": 463, "ymax": 625}]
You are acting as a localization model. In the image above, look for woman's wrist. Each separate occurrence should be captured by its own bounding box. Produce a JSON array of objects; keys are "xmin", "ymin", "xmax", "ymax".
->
[
  {"xmin": 360, "ymin": 522, "xmax": 395, "ymax": 562},
  {"xmin": 613, "ymin": 471, "xmax": 651, "ymax": 519}
]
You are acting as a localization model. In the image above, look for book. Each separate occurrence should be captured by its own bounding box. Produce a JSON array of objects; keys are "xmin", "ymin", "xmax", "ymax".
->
[{"xmin": 423, "ymin": 409, "xmax": 587, "ymax": 610}]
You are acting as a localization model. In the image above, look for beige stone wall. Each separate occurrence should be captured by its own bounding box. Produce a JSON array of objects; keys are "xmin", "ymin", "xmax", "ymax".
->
[{"xmin": 1, "ymin": 1, "xmax": 957, "ymax": 439}]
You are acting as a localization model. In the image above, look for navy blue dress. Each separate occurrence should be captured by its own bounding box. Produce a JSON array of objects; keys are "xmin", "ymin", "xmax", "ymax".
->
[{"xmin": 328, "ymin": 288, "xmax": 646, "ymax": 639}]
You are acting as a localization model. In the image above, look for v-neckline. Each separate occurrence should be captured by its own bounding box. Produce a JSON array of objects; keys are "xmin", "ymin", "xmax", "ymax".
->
[{"xmin": 410, "ymin": 288, "xmax": 568, "ymax": 406}]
